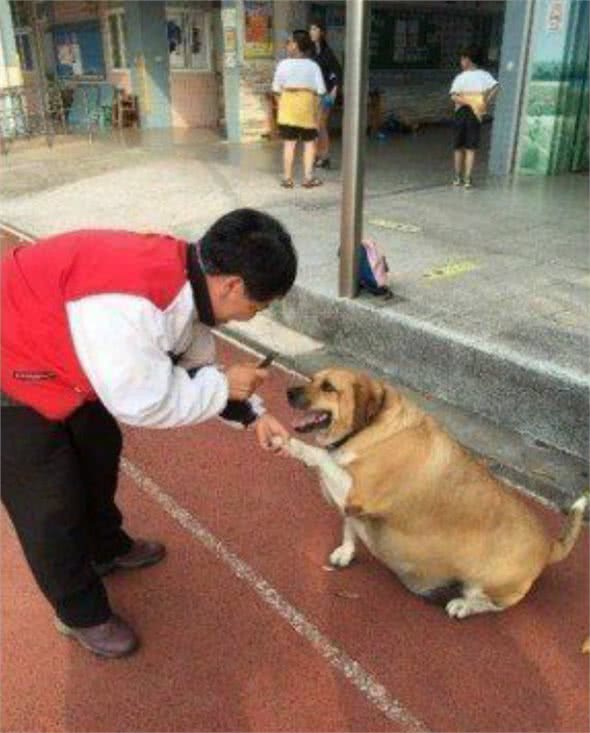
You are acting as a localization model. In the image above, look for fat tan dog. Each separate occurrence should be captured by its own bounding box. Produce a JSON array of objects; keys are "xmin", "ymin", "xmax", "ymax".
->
[{"xmin": 280, "ymin": 368, "xmax": 588, "ymax": 620}]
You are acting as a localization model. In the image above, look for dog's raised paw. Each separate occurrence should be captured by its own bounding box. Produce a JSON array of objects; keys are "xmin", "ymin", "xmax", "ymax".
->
[
  {"xmin": 329, "ymin": 544, "xmax": 355, "ymax": 568},
  {"xmin": 445, "ymin": 598, "xmax": 471, "ymax": 619}
]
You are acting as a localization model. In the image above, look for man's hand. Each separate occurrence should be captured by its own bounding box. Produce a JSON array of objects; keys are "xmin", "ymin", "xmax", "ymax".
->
[
  {"xmin": 255, "ymin": 413, "xmax": 290, "ymax": 452},
  {"xmin": 226, "ymin": 363, "xmax": 268, "ymax": 401}
]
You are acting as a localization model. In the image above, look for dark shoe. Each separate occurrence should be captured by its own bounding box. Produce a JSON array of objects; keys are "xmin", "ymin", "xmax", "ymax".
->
[
  {"xmin": 302, "ymin": 177, "xmax": 323, "ymax": 189},
  {"xmin": 280, "ymin": 178, "xmax": 294, "ymax": 189},
  {"xmin": 315, "ymin": 157, "xmax": 331, "ymax": 169},
  {"xmin": 55, "ymin": 614, "xmax": 138, "ymax": 658},
  {"xmin": 93, "ymin": 539, "xmax": 166, "ymax": 576}
]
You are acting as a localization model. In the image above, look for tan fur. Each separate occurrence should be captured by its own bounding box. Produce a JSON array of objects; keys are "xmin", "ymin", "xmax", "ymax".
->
[{"xmin": 289, "ymin": 368, "xmax": 587, "ymax": 616}]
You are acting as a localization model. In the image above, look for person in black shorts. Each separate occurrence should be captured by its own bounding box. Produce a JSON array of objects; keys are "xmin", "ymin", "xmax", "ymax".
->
[
  {"xmin": 272, "ymin": 31, "xmax": 326, "ymax": 188},
  {"xmin": 450, "ymin": 46, "xmax": 498, "ymax": 188}
]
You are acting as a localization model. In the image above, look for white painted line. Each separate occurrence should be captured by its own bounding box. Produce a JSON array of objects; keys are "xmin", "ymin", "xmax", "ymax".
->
[
  {"xmin": 0, "ymin": 221, "xmax": 37, "ymax": 242},
  {"xmin": 121, "ymin": 458, "xmax": 428, "ymax": 732}
]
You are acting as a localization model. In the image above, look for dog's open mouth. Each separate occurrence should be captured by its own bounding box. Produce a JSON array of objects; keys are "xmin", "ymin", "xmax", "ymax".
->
[{"xmin": 292, "ymin": 410, "xmax": 332, "ymax": 433}]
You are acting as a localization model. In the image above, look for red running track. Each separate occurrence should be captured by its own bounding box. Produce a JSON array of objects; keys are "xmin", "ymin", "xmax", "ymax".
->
[{"xmin": 1, "ymin": 229, "xmax": 588, "ymax": 732}]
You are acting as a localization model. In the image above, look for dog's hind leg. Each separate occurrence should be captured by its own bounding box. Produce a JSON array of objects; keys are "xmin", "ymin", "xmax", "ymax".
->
[
  {"xmin": 330, "ymin": 518, "xmax": 357, "ymax": 567},
  {"xmin": 446, "ymin": 576, "xmax": 534, "ymax": 618},
  {"xmin": 445, "ymin": 585, "xmax": 503, "ymax": 619}
]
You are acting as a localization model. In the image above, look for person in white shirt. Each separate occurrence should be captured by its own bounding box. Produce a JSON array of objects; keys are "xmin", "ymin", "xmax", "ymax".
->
[
  {"xmin": 449, "ymin": 46, "xmax": 499, "ymax": 188},
  {"xmin": 272, "ymin": 30, "xmax": 326, "ymax": 189}
]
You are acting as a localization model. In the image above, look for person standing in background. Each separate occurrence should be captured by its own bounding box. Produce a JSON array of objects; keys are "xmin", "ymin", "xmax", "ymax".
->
[
  {"xmin": 310, "ymin": 21, "xmax": 342, "ymax": 170},
  {"xmin": 450, "ymin": 46, "xmax": 499, "ymax": 189},
  {"xmin": 272, "ymin": 30, "xmax": 325, "ymax": 189}
]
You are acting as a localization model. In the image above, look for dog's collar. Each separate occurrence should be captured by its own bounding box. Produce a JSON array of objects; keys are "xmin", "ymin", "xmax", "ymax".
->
[
  {"xmin": 325, "ymin": 389, "xmax": 387, "ymax": 452},
  {"xmin": 326, "ymin": 433, "xmax": 355, "ymax": 451}
]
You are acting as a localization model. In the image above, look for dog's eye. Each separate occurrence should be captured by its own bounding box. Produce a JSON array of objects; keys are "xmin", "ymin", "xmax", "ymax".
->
[{"xmin": 321, "ymin": 380, "xmax": 337, "ymax": 393}]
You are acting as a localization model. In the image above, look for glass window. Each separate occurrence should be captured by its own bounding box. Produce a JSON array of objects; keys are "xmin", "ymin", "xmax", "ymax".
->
[
  {"xmin": 167, "ymin": 7, "xmax": 210, "ymax": 71},
  {"xmin": 15, "ymin": 31, "xmax": 34, "ymax": 71}
]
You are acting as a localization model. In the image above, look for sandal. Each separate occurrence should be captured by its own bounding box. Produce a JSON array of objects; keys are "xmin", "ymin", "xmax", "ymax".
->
[
  {"xmin": 280, "ymin": 178, "xmax": 294, "ymax": 189},
  {"xmin": 302, "ymin": 177, "xmax": 323, "ymax": 189}
]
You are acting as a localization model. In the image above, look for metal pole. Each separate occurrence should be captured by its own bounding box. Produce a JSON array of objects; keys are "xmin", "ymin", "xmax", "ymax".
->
[{"xmin": 339, "ymin": 0, "xmax": 370, "ymax": 298}]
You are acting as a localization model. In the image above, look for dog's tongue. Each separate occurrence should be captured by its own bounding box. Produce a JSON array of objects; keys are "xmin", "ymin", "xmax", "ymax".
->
[{"xmin": 292, "ymin": 411, "xmax": 327, "ymax": 430}]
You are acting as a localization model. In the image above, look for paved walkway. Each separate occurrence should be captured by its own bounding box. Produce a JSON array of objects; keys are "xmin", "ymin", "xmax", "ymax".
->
[{"xmin": 1, "ymin": 330, "xmax": 589, "ymax": 733}]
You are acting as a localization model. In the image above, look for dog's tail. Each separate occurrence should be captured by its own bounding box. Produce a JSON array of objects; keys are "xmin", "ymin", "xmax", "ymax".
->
[{"xmin": 547, "ymin": 494, "xmax": 588, "ymax": 565}]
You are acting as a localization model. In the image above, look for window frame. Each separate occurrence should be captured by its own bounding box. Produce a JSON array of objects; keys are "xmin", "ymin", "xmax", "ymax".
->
[
  {"xmin": 166, "ymin": 5, "xmax": 212, "ymax": 73},
  {"xmin": 14, "ymin": 28, "xmax": 35, "ymax": 72}
]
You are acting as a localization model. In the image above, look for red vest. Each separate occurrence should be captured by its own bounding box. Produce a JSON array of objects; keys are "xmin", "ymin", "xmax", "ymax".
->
[{"xmin": 1, "ymin": 230, "xmax": 188, "ymax": 420}]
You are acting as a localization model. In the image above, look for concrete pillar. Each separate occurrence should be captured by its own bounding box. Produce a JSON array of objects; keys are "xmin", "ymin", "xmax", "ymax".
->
[
  {"xmin": 123, "ymin": 1, "xmax": 171, "ymax": 129},
  {"xmin": 219, "ymin": 0, "xmax": 305, "ymax": 142},
  {"xmin": 0, "ymin": 0, "xmax": 22, "ymax": 88},
  {"xmin": 488, "ymin": 0, "xmax": 535, "ymax": 176},
  {"xmin": 220, "ymin": 0, "xmax": 242, "ymax": 142}
]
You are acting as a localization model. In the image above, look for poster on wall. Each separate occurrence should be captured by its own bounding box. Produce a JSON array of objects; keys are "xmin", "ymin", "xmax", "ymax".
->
[
  {"xmin": 244, "ymin": 1, "xmax": 273, "ymax": 59},
  {"xmin": 53, "ymin": 22, "xmax": 105, "ymax": 78},
  {"xmin": 56, "ymin": 33, "xmax": 84, "ymax": 76}
]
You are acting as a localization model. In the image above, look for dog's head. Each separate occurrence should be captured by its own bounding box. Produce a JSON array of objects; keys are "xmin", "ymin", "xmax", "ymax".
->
[{"xmin": 287, "ymin": 368, "xmax": 385, "ymax": 447}]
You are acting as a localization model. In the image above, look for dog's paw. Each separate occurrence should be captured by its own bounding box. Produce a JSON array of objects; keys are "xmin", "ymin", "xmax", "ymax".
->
[
  {"xmin": 287, "ymin": 438, "xmax": 323, "ymax": 467},
  {"xmin": 285, "ymin": 437, "xmax": 306, "ymax": 459},
  {"xmin": 329, "ymin": 543, "xmax": 355, "ymax": 568},
  {"xmin": 445, "ymin": 598, "xmax": 471, "ymax": 619},
  {"xmin": 270, "ymin": 436, "xmax": 286, "ymax": 451}
]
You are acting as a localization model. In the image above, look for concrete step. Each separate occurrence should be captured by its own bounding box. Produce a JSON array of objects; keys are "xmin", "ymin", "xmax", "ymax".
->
[{"xmin": 268, "ymin": 285, "xmax": 589, "ymax": 464}]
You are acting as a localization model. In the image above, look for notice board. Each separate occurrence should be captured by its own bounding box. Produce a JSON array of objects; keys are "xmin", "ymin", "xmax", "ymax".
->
[{"xmin": 53, "ymin": 21, "xmax": 105, "ymax": 79}]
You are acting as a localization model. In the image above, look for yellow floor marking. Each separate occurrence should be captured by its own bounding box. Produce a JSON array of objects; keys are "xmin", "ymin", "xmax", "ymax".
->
[{"xmin": 424, "ymin": 260, "xmax": 479, "ymax": 280}]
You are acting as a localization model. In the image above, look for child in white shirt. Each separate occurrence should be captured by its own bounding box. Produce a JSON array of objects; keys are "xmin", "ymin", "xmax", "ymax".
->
[{"xmin": 450, "ymin": 46, "xmax": 499, "ymax": 188}]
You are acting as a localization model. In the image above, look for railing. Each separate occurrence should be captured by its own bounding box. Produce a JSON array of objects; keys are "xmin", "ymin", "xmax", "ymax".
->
[{"xmin": 0, "ymin": 83, "xmax": 68, "ymax": 154}]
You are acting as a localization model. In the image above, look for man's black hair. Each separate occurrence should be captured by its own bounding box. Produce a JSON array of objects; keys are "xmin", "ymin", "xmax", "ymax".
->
[
  {"xmin": 199, "ymin": 208, "xmax": 297, "ymax": 302},
  {"xmin": 292, "ymin": 29, "xmax": 314, "ymax": 57},
  {"xmin": 460, "ymin": 45, "xmax": 483, "ymax": 66}
]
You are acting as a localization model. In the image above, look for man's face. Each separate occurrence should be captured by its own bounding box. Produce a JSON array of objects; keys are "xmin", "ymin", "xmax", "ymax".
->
[
  {"xmin": 460, "ymin": 55, "xmax": 470, "ymax": 71},
  {"xmin": 211, "ymin": 276, "xmax": 271, "ymax": 323}
]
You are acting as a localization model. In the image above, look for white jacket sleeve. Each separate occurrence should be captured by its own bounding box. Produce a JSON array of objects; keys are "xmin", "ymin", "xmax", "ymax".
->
[{"xmin": 66, "ymin": 294, "xmax": 229, "ymax": 428}]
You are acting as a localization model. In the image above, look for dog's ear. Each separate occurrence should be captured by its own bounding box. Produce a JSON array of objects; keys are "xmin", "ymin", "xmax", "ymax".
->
[{"xmin": 353, "ymin": 376, "xmax": 385, "ymax": 431}]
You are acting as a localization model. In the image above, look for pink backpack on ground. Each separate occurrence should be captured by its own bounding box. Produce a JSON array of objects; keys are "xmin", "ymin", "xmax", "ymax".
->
[{"xmin": 359, "ymin": 238, "xmax": 393, "ymax": 298}]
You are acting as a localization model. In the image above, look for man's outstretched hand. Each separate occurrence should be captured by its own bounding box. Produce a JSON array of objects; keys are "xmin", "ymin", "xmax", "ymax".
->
[{"xmin": 255, "ymin": 413, "xmax": 290, "ymax": 453}]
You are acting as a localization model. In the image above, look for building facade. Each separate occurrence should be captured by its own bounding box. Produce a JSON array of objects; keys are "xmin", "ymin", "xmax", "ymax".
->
[{"xmin": 1, "ymin": 0, "xmax": 588, "ymax": 176}]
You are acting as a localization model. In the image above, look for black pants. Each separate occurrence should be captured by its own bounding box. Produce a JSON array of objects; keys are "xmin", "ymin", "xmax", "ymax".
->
[
  {"xmin": 1, "ymin": 400, "xmax": 132, "ymax": 627},
  {"xmin": 454, "ymin": 106, "xmax": 481, "ymax": 150}
]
